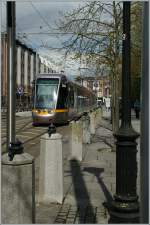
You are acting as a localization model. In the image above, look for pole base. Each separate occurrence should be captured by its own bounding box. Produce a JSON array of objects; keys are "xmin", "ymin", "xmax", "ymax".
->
[
  {"xmin": 107, "ymin": 125, "xmax": 140, "ymax": 223},
  {"xmin": 8, "ymin": 140, "xmax": 24, "ymax": 161},
  {"xmin": 107, "ymin": 198, "xmax": 139, "ymax": 223}
]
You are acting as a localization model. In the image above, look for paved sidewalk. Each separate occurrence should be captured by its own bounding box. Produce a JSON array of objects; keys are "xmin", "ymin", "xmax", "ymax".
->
[
  {"xmin": 36, "ymin": 110, "xmax": 140, "ymax": 224},
  {"xmin": 16, "ymin": 111, "xmax": 32, "ymax": 117}
]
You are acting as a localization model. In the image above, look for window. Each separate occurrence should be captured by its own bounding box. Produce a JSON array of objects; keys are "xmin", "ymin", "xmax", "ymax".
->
[
  {"xmin": 35, "ymin": 78, "xmax": 59, "ymax": 109},
  {"xmin": 57, "ymin": 83, "xmax": 68, "ymax": 109},
  {"xmin": 68, "ymin": 85, "xmax": 74, "ymax": 107}
]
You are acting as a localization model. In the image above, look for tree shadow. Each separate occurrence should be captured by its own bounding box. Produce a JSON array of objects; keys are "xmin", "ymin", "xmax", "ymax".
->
[{"xmin": 70, "ymin": 159, "xmax": 97, "ymax": 223}]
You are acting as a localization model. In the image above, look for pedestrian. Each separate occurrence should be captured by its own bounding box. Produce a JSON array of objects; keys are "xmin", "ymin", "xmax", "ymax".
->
[
  {"xmin": 134, "ymin": 99, "xmax": 140, "ymax": 119},
  {"xmin": 105, "ymin": 97, "xmax": 110, "ymax": 112}
]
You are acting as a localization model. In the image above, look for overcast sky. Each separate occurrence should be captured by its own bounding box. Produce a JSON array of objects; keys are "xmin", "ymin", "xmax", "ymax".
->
[{"xmin": 1, "ymin": 0, "xmax": 88, "ymax": 78}]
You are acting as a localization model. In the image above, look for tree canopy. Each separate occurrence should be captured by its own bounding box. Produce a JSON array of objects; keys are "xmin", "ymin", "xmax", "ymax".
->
[
  {"xmin": 57, "ymin": 1, "xmax": 123, "ymax": 75},
  {"xmin": 56, "ymin": 1, "xmax": 142, "ymax": 131}
]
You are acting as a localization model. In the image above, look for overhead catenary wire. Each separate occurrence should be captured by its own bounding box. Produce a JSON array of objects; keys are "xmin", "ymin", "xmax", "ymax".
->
[
  {"xmin": 2, "ymin": 1, "xmax": 53, "ymax": 50},
  {"xmin": 1, "ymin": 1, "xmax": 87, "ymax": 76},
  {"xmin": 16, "ymin": 31, "xmax": 111, "ymax": 35},
  {"xmin": 30, "ymin": 1, "xmax": 53, "ymax": 32},
  {"xmin": 2, "ymin": 1, "xmax": 109, "ymax": 52},
  {"xmin": 1, "ymin": 1, "xmax": 35, "ymax": 48}
]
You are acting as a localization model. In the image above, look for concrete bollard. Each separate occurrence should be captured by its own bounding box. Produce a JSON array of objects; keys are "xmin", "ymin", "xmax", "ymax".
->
[
  {"xmin": 82, "ymin": 114, "xmax": 91, "ymax": 144},
  {"xmin": 38, "ymin": 133, "xmax": 63, "ymax": 204},
  {"xmin": 69, "ymin": 120, "xmax": 83, "ymax": 161},
  {"xmin": 94, "ymin": 110, "xmax": 98, "ymax": 128},
  {"xmin": 1, "ymin": 153, "xmax": 35, "ymax": 224},
  {"xmin": 95, "ymin": 108, "xmax": 102, "ymax": 127},
  {"xmin": 98, "ymin": 108, "xmax": 102, "ymax": 124},
  {"xmin": 94, "ymin": 110, "xmax": 97, "ymax": 128},
  {"xmin": 89, "ymin": 111, "xmax": 96, "ymax": 135}
]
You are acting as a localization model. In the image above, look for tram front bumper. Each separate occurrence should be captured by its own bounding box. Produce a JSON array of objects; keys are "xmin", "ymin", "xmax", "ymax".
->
[{"xmin": 32, "ymin": 111, "xmax": 56, "ymax": 125}]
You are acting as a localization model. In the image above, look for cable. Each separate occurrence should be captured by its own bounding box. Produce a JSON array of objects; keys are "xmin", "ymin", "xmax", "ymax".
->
[
  {"xmin": 30, "ymin": 1, "xmax": 53, "ymax": 32},
  {"xmin": 3, "ymin": 1, "xmax": 39, "ymax": 50},
  {"xmin": 17, "ymin": 32, "xmax": 73, "ymax": 35}
]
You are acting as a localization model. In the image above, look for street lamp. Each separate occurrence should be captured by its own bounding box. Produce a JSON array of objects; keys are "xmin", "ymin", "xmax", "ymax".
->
[{"xmin": 108, "ymin": 2, "xmax": 140, "ymax": 223}]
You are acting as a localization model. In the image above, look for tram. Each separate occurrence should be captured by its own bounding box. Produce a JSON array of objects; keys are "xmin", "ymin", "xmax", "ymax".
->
[{"xmin": 32, "ymin": 73, "xmax": 97, "ymax": 125}]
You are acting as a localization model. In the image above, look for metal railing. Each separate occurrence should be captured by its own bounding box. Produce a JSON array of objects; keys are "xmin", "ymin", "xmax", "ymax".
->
[{"xmin": 1, "ymin": 96, "xmax": 33, "ymax": 113}]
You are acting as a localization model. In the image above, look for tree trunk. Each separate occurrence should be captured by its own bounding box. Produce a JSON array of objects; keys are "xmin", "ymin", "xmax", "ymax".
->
[{"xmin": 112, "ymin": 2, "xmax": 120, "ymax": 133}]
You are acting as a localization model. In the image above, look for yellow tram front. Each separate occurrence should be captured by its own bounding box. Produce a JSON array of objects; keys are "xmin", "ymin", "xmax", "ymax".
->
[{"xmin": 32, "ymin": 74, "xmax": 68, "ymax": 125}]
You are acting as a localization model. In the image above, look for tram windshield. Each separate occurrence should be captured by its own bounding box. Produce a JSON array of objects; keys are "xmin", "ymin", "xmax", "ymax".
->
[{"xmin": 35, "ymin": 78, "xmax": 59, "ymax": 109}]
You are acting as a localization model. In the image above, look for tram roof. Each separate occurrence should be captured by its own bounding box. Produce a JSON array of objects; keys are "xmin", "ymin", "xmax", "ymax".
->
[{"xmin": 36, "ymin": 73, "xmax": 67, "ymax": 79}]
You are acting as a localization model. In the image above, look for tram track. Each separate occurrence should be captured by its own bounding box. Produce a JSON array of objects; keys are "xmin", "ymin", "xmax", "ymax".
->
[
  {"xmin": 1, "ymin": 119, "xmax": 33, "ymax": 145},
  {"xmin": 2, "ymin": 109, "xmax": 78, "ymax": 159},
  {"xmin": 1, "ymin": 115, "xmax": 48, "ymax": 154}
]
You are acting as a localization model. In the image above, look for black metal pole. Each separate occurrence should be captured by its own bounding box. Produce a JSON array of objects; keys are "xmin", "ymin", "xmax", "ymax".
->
[
  {"xmin": 108, "ymin": 2, "xmax": 140, "ymax": 223},
  {"xmin": 140, "ymin": 2, "xmax": 149, "ymax": 223},
  {"xmin": 7, "ymin": 1, "xmax": 23, "ymax": 160},
  {"xmin": 7, "ymin": 1, "xmax": 16, "ymax": 147}
]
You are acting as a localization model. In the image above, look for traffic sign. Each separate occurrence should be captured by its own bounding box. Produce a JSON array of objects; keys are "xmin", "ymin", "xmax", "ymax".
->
[
  {"xmin": 93, "ymin": 81, "xmax": 99, "ymax": 88},
  {"xmin": 17, "ymin": 86, "xmax": 24, "ymax": 95}
]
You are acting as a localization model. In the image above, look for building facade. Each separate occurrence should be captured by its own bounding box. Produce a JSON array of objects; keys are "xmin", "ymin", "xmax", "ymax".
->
[
  {"xmin": 75, "ymin": 75, "xmax": 111, "ymax": 98},
  {"xmin": 1, "ymin": 34, "xmax": 52, "ymax": 106}
]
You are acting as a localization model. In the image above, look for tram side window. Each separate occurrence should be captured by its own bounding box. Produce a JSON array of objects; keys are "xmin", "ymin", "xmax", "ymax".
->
[
  {"xmin": 32, "ymin": 81, "xmax": 35, "ymax": 107},
  {"xmin": 68, "ymin": 86, "xmax": 74, "ymax": 107},
  {"xmin": 78, "ymin": 89, "xmax": 85, "ymax": 109},
  {"xmin": 57, "ymin": 85, "xmax": 68, "ymax": 109}
]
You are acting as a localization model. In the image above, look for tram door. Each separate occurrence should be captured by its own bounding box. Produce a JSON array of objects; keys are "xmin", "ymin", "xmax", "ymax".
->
[
  {"xmin": 68, "ymin": 84, "xmax": 76, "ymax": 119},
  {"xmin": 56, "ymin": 80, "xmax": 68, "ymax": 122}
]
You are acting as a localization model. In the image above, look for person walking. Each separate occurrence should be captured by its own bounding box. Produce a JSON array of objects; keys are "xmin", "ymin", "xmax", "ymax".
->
[{"xmin": 134, "ymin": 99, "xmax": 140, "ymax": 119}]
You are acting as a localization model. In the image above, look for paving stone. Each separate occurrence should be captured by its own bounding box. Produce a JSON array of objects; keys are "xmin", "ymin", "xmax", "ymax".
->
[
  {"xmin": 35, "ymin": 117, "xmax": 140, "ymax": 224},
  {"xmin": 66, "ymin": 206, "xmax": 78, "ymax": 223},
  {"xmin": 54, "ymin": 204, "xmax": 70, "ymax": 223},
  {"xmin": 36, "ymin": 203, "xmax": 61, "ymax": 224}
]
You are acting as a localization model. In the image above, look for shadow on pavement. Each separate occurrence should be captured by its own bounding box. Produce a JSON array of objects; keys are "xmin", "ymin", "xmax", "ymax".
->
[
  {"xmin": 70, "ymin": 159, "xmax": 97, "ymax": 223},
  {"xmin": 83, "ymin": 167, "xmax": 113, "ymax": 204},
  {"xmin": 83, "ymin": 167, "xmax": 113, "ymax": 223}
]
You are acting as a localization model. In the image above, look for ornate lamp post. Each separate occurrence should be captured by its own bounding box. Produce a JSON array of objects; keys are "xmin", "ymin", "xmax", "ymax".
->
[
  {"xmin": 108, "ymin": 2, "xmax": 140, "ymax": 223},
  {"xmin": 140, "ymin": 2, "xmax": 149, "ymax": 223}
]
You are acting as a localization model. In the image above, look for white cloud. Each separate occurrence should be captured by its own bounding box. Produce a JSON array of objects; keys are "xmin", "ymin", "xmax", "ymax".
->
[{"xmin": 1, "ymin": 1, "xmax": 85, "ymax": 77}]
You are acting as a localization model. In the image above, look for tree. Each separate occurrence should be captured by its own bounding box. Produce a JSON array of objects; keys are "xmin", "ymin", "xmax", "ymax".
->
[
  {"xmin": 57, "ymin": 1, "xmax": 123, "ymax": 132},
  {"xmin": 131, "ymin": 2, "xmax": 142, "ymax": 104},
  {"xmin": 56, "ymin": 1, "xmax": 142, "ymax": 132}
]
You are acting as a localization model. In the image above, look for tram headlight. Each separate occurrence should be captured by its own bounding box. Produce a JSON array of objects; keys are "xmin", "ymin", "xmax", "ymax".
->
[{"xmin": 32, "ymin": 109, "xmax": 38, "ymax": 113}]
